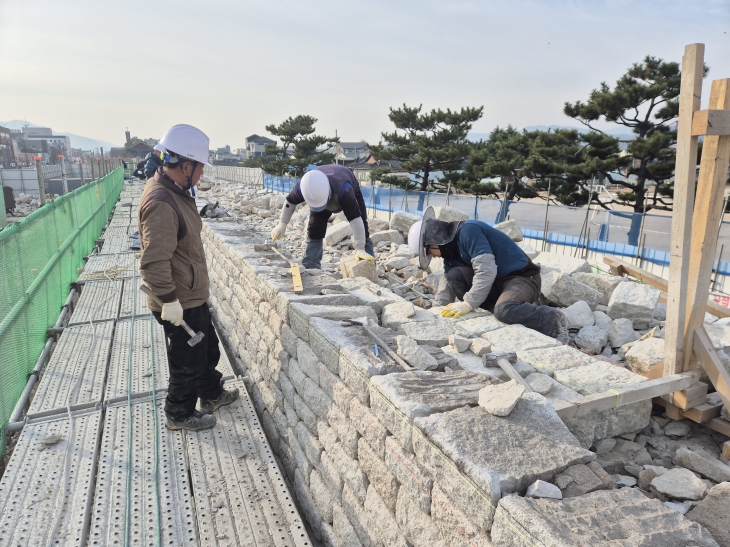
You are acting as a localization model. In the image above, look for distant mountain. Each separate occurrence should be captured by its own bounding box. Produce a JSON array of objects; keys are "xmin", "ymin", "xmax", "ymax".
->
[
  {"xmin": 0, "ymin": 119, "xmax": 119, "ymax": 150},
  {"xmin": 468, "ymin": 125, "xmax": 636, "ymax": 142}
]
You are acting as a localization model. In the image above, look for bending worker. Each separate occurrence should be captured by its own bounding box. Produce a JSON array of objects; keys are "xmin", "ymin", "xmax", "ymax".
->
[
  {"xmin": 139, "ymin": 124, "xmax": 239, "ymax": 431},
  {"xmin": 271, "ymin": 164, "xmax": 374, "ymax": 269},
  {"xmin": 408, "ymin": 207, "xmax": 568, "ymax": 342}
]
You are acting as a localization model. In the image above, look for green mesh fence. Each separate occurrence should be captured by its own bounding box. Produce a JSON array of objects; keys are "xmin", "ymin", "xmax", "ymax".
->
[{"xmin": 0, "ymin": 167, "xmax": 124, "ymax": 456}]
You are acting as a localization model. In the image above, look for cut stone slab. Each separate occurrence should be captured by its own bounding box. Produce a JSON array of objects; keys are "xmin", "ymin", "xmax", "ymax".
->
[
  {"xmin": 402, "ymin": 320, "xmax": 456, "ymax": 347},
  {"xmin": 556, "ymin": 461, "xmax": 614, "ymax": 497},
  {"xmin": 541, "ymin": 270, "xmax": 602, "ymax": 308},
  {"xmin": 414, "ymin": 393, "xmax": 595, "ymax": 498},
  {"xmin": 651, "ymin": 467, "xmax": 708, "ymax": 500},
  {"xmin": 493, "ymin": 219, "xmax": 523, "ymax": 242},
  {"xmin": 608, "ymin": 317, "xmax": 639, "ymax": 348},
  {"xmin": 389, "ymin": 210, "xmax": 421, "ymax": 233},
  {"xmin": 525, "ymin": 480, "xmax": 562, "ymax": 499},
  {"xmin": 492, "ymin": 488, "xmax": 720, "ymax": 547},
  {"xmin": 574, "ymin": 325, "xmax": 609, "ymax": 354},
  {"xmin": 432, "ymin": 205, "xmax": 469, "ymax": 223},
  {"xmin": 572, "ymin": 272, "xmax": 628, "ymax": 306},
  {"xmin": 517, "ymin": 345, "xmax": 598, "ymax": 374},
  {"xmin": 554, "ymin": 360, "xmax": 646, "ymax": 396},
  {"xmin": 593, "ymin": 311, "xmax": 612, "ymax": 332},
  {"xmin": 453, "ymin": 314, "xmax": 507, "ymax": 338},
  {"xmin": 448, "ymin": 334, "xmax": 472, "ymax": 353},
  {"xmin": 289, "ymin": 302, "xmax": 378, "ymax": 342},
  {"xmin": 687, "ymin": 482, "xmax": 730, "ymax": 547},
  {"xmin": 382, "ymin": 301, "xmax": 430, "ymax": 329},
  {"xmin": 384, "ymin": 256, "xmax": 411, "ymax": 271},
  {"xmin": 525, "ymin": 373, "xmax": 553, "ymax": 395},
  {"xmin": 674, "ymin": 447, "xmax": 730, "ymax": 483},
  {"xmin": 625, "ymin": 336, "xmax": 665, "ymax": 374},
  {"xmin": 478, "ymin": 380, "xmax": 525, "ymax": 416},
  {"xmin": 562, "ymin": 300, "xmax": 595, "ymax": 329},
  {"xmin": 612, "ymin": 474, "xmax": 638, "ymax": 487},
  {"xmin": 337, "ymin": 277, "xmax": 404, "ymax": 314},
  {"xmin": 324, "ymin": 220, "xmax": 353, "ymax": 246},
  {"xmin": 484, "ymin": 323, "xmax": 560, "ymax": 353},
  {"xmin": 470, "ymin": 338, "xmax": 492, "ymax": 356},
  {"xmin": 535, "ymin": 252, "xmax": 592, "ymax": 275},
  {"xmin": 396, "ymin": 335, "xmax": 438, "ymax": 371},
  {"xmin": 370, "ymin": 229, "xmax": 404, "ymax": 245},
  {"xmin": 340, "ymin": 254, "xmax": 378, "ymax": 283},
  {"xmin": 607, "ymin": 281, "xmax": 660, "ymax": 326}
]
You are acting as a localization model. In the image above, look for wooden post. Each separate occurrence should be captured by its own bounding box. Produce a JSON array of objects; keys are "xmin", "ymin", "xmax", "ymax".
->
[
  {"xmin": 663, "ymin": 43, "xmax": 705, "ymax": 376},
  {"xmin": 683, "ymin": 79, "xmax": 730, "ymax": 369}
]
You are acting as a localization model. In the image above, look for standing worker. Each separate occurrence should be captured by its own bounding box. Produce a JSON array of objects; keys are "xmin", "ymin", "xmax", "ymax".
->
[
  {"xmin": 143, "ymin": 150, "xmax": 164, "ymax": 180},
  {"xmin": 270, "ymin": 164, "xmax": 375, "ymax": 269},
  {"xmin": 408, "ymin": 207, "xmax": 568, "ymax": 342},
  {"xmin": 138, "ymin": 124, "xmax": 238, "ymax": 431}
]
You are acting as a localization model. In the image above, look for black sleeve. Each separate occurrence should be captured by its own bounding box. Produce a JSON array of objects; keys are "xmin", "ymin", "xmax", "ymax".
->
[
  {"xmin": 340, "ymin": 187, "xmax": 364, "ymax": 221},
  {"xmin": 285, "ymin": 183, "xmax": 305, "ymax": 206}
]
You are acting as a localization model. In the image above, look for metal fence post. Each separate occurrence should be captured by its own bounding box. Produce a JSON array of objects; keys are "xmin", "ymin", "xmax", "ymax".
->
[
  {"xmin": 90, "ymin": 157, "xmax": 96, "ymax": 180},
  {"xmin": 79, "ymin": 159, "xmax": 85, "ymax": 186},
  {"xmin": 0, "ymin": 170, "xmax": 6, "ymax": 229},
  {"xmin": 60, "ymin": 155, "xmax": 69, "ymax": 194},
  {"xmin": 100, "ymin": 147, "xmax": 106, "ymax": 176},
  {"xmin": 35, "ymin": 157, "xmax": 46, "ymax": 205}
]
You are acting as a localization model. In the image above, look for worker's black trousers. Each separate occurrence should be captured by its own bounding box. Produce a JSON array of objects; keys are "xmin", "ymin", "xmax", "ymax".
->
[{"xmin": 153, "ymin": 303, "xmax": 222, "ymax": 420}]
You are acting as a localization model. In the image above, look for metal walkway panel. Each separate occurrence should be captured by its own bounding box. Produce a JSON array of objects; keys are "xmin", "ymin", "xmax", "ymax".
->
[
  {"xmin": 108, "ymin": 217, "xmax": 134, "ymax": 227},
  {"xmin": 89, "ymin": 399, "xmax": 198, "ymax": 547},
  {"xmin": 102, "ymin": 225, "xmax": 132, "ymax": 237},
  {"xmin": 78, "ymin": 254, "xmax": 139, "ymax": 281},
  {"xmin": 119, "ymin": 276, "xmax": 151, "ymax": 319},
  {"xmin": 28, "ymin": 322, "xmax": 114, "ymax": 416},
  {"xmin": 99, "ymin": 234, "xmax": 135, "ymax": 255},
  {"xmin": 0, "ymin": 409, "xmax": 102, "ymax": 547},
  {"xmin": 187, "ymin": 379, "xmax": 311, "ymax": 547},
  {"xmin": 67, "ymin": 280, "xmax": 122, "ymax": 326},
  {"xmin": 105, "ymin": 317, "xmax": 169, "ymax": 402}
]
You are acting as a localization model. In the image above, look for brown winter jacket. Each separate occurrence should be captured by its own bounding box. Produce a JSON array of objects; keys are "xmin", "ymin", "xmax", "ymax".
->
[{"xmin": 138, "ymin": 170, "xmax": 210, "ymax": 311}]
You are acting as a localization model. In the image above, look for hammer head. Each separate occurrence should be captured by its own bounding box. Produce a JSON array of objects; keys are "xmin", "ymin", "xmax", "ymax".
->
[{"xmin": 187, "ymin": 331, "xmax": 205, "ymax": 347}]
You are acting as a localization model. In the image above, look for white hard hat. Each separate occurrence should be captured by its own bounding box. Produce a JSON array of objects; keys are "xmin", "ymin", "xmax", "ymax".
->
[
  {"xmin": 300, "ymin": 170, "xmax": 331, "ymax": 212},
  {"xmin": 154, "ymin": 124, "xmax": 211, "ymax": 166},
  {"xmin": 408, "ymin": 221, "xmax": 425, "ymax": 264}
]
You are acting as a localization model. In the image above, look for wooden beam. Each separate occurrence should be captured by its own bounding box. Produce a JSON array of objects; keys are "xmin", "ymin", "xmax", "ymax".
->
[
  {"xmin": 723, "ymin": 441, "xmax": 730, "ymax": 459},
  {"xmin": 705, "ymin": 418, "xmax": 730, "ymax": 437},
  {"xmin": 602, "ymin": 257, "xmax": 730, "ymax": 318},
  {"xmin": 554, "ymin": 371, "xmax": 699, "ymax": 420},
  {"xmin": 653, "ymin": 396, "xmax": 723, "ymax": 423},
  {"xmin": 661, "ymin": 381, "xmax": 708, "ymax": 410},
  {"xmin": 692, "ymin": 109, "xmax": 730, "ymax": 136},
  {"xmin": 694, "ymin": 328, "xmax": 730, "ymax": 407},
  {"xmin": 683, "ymin": 79, "xmax": 730, "ymax": 370},
  {"xmin": 664, "ymin": 43, "xmax": 705, "ymax": 376}
]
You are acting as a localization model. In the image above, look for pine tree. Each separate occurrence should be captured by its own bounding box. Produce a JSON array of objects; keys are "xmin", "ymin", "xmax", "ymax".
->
[{"xmin": 368, "ymin": 104, "xmax": 483, "ymax": 191}]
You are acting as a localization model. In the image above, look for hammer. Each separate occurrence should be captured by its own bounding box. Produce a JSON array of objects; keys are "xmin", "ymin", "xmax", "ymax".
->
[{"xmin": 140, "ymin": 285, "xmax": 205, "ymax": 346}]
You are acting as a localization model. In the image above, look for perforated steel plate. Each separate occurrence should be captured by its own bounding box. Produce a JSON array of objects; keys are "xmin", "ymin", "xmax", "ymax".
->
[
  {"xmin": 187, "ymin": 379, "xmax": 311, "ymax": 547},
  {"xmin": 119, "ymin": 276, "xmax": 151, "ymax": 319},
  {"xmin": 78, "ymin": 254, "xmax": 138, "ymax": 281},
  {"xmin": 217, "ymin": 338, "xmax": 236, "ymax": 380},
  {"xmin": 89, "ymin": 399, "xmax": 198, "ymax": 547},
  {"xmin": 0, "ymin": 409, "xmax": 102, "ymax": 547},
  {"xmin": 68, "ymin": 280, "xmax": 122, "ymax": 326},
  {"xmin": 108, "ymin": 217, "xmax": 133, "ymax": 227},
  {"xmin": 105, "ymin": 317, "xmax": 169, "ymax": 402},
  {"xmin": 102, "ymin": 225, "xmax": 132, "ymax": 237},
  {"xmin": 100, "ymin": 235, "xmax": 136, "ymax": 255},
  {"xmin": 28, "ymin": 322, "xmax": 114, "ymax": 417}
]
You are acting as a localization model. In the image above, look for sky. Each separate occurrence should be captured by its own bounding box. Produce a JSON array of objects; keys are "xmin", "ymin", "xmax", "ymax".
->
[{"xmin": 0, "ymin": 0, "xmax": 728, "ymax": 149}]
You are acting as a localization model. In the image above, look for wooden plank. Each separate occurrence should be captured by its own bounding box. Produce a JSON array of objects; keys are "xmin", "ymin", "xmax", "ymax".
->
[
  {"xmin": 554, "ymin": 371, "xmax": 699, "ymax": 420},
  {"xmin": 661, "ymin": 381, "xmax": 708, "ymax": 410},
  {"xmin": 664, "ymin": 43, "xmax": 705, "ymax": 376},
  {"xmin": 653, "ymin": 397, "xmax": 723, "ymax": 423},
  {"xmin": 705, "ymin": 418, "xmax": 730, "ymax": 437},
  {"xmin": 602, "ymin": 257, "xmax": 730, "ymax": 318},
  {"xmin": 683, "ymin": 79, "xmax": 730, "ymax": 370},
  {"xmin": 722, "ymin": 441, "xmax": 730, "ymax": 459},
  {"xmin": 692, "ymin": 109, "xmax": 730, "ymax": 136},
  {"xmin": 694, "ymin": 327, "xmax": 730, "ymax": 407}
]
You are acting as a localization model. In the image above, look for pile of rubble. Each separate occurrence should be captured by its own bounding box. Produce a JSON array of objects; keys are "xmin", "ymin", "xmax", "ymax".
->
[
  {"xmin": 201, "ymin": 179, "xmax": 730, "ymax": 545},
  {"xmin": 6, "ymin": 192, "xmax": 44, "ymax": 216}
]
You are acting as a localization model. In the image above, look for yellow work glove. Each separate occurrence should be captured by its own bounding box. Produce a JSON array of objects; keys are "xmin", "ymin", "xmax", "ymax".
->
[
  {"xmin": 441, "ymin": 301, "xmax": 473, "ymax": 318},
  {"xmin": 161, "ymin": 300, "xmax": 184, "ymax": 326},
  {"xmin": 354, "ymin": 249, "xmax": 375, "ymax": 262},
  {"xmin": 271, "ymin": 222, "xmax": 287, "ymax": 242}
]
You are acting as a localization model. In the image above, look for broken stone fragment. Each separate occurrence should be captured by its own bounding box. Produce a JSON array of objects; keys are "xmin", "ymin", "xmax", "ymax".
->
[
  {"xmin": 612, "ymin": 474, "xmax": 637, "ymax": 487},
  {"xmin": 608, "ymin": 317, "xmax": 638, "ymax": 348},
  {"xmin": 493, "ymin": 219, "xmax": 523, "ymax": 242},
  {"xmin": 686, "ymin": 482, "xmax": 730, "ymax": 546},
  {"xmin": 607, "ymin": 282, "xmax": 660, "ymax": 326},
  {"xmin": 384, "ymin": 256, "xmax": 411, "ymax": 271},
  {"xmin": 574, "ymin": 325, "xmax": 609, "ymax": 354},
  {"xmin": 448, "ymin": 334, "xmax": 471, "ymax": 353},
  {"xmin": 402, "ymin": 320, "xmax": 455, "ymax": 347},
  {"xmin": 592, "ymin": 438, "xmax": 616, "ymax": 455},
  {"xmin": 369, "ymin": 229, "xmax": 404, "ymax": 245},
  {"xmin": 557, "ymin": 461, "xmax": 614, "ymax": 497},
  {"xmin": 324, "ymin": 221, "xmax": 353, "ymax": 246},
  {"xmin": 571, "ymin": 272, "xmax": 628, "ymax": 306},
  {"xmin": 540, "ymin": 270, "xmax": 602, "ymax": 309},
  {"xmin": 478, "ymin": 380, "xmax": 525, "ymax": 417},
  {"xmin": 339, "ymin": 254, "xmax": 378, "ymax": 284},
  {"xmin": 432, "ymin": 205, "xmax": 470, "ymax": 223},
  {"xmin": 674, "ymin": 446, "xmax": 730, "ymax": 483},
  {"xmin": 525, "ymin": 480, "xmax": 562, "ymax": 499},
  {"xmin": 625, "ymin": 337, "xmax": 665, "ymax": 375},
  {"xmin": 389, "ymin": 211, "xmax": 421, "ymax": 234},
  {"xmin": 663, "ymin": 420, "xmax": 692, "ymax": 438},
  {"xmin": 534, "ymin": 252, "xmax": 592, "ymax": 275},
  {"xmin": 562, "ymin": 300, "xmax": 595, "ymax": 329},
  {"xmin": 651, "ymin": 467, "xmax": 708, "ymax": 500},
  {"xmin": 470, "ymin": 338, "xmax": 492, "ymax": 356},
  {"xmin": 396, "ymin": 335, "xmax": 438, "ymax": 371},
  {"xmin": 525, "ymin": 373, "xmax": 552, "ymax": 395}
]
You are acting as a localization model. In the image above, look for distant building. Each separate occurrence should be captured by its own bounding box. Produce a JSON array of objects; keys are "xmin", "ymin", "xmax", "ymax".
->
[
  {"xmin": 333, "ymin": 141, "xmax": 369, "ymax": 162},
  {"xmin": 18, "ymin": 126, "xmax": 72, "ymax": 161},
  {"xmin": 0, "ymin": 126, "xmax": 15, "ymax": 167},
  {"xmin": 245, "ymin": 134, "xmax": 276, "ymax": 158},
  {"xmin": 348, "ymin": 155, "xmax": 405, "ymax": 185},
  {"xmin": 110, "ymin": 140, "xmax": 155, "ymax": 159}
]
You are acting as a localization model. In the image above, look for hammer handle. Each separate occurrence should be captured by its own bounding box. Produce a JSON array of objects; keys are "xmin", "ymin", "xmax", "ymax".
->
[{"xmin": 140, "ymin": 284, "xmax": 196, "ymax": 336}]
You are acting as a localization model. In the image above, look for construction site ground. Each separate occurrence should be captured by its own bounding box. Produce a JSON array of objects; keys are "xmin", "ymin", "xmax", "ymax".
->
[{"xmin": 0, "ymin": 182, "xmax": 312, "ymax": 547}]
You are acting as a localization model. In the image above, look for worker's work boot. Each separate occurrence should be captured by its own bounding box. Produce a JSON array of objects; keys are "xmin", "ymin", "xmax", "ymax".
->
[
  {"xmin": 551, "ymin": 310, "xmax": 570, "ymax": 345},
  {"xmin": 199, "ymin": 387, "xmax": 240, "ymax": 415},
  {"xmin": 165, "ymin": 410, "xmax": 216, "ymax": 431}
]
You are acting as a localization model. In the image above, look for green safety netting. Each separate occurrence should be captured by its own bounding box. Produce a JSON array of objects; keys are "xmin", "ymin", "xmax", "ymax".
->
[{"xmin": 0, "ymin": 167, "xmax": 124, "ymax": 456}]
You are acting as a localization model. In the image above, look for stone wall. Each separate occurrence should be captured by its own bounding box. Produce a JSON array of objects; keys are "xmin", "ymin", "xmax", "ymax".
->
[{"xmin": 201, "ymin": 218, "xmax": 611, "ymax": 546}]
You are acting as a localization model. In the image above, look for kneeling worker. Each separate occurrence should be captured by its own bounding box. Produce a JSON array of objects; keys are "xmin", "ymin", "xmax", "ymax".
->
[
  {"xmin": 408, "ymin": 207, "xmax": 568, "ymax": 342},
  {"xmin": 270, "ymin": 164, "xmax": 374, "ymax": 269},
  {"xmin": 139, "ymin": 124, "xmax": 239, "ymax": 431}
]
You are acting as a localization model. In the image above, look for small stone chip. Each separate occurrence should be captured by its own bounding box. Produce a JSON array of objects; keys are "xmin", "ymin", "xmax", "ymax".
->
[{"xmin": 478, "ymin": 380, "xmax": 525, "ymax": 417}]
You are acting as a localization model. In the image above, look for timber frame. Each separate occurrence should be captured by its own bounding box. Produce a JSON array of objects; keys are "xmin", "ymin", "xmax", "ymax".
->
[{"xmin": 554, "ymin": 44, "xmax": 730, "ymax": 438}]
